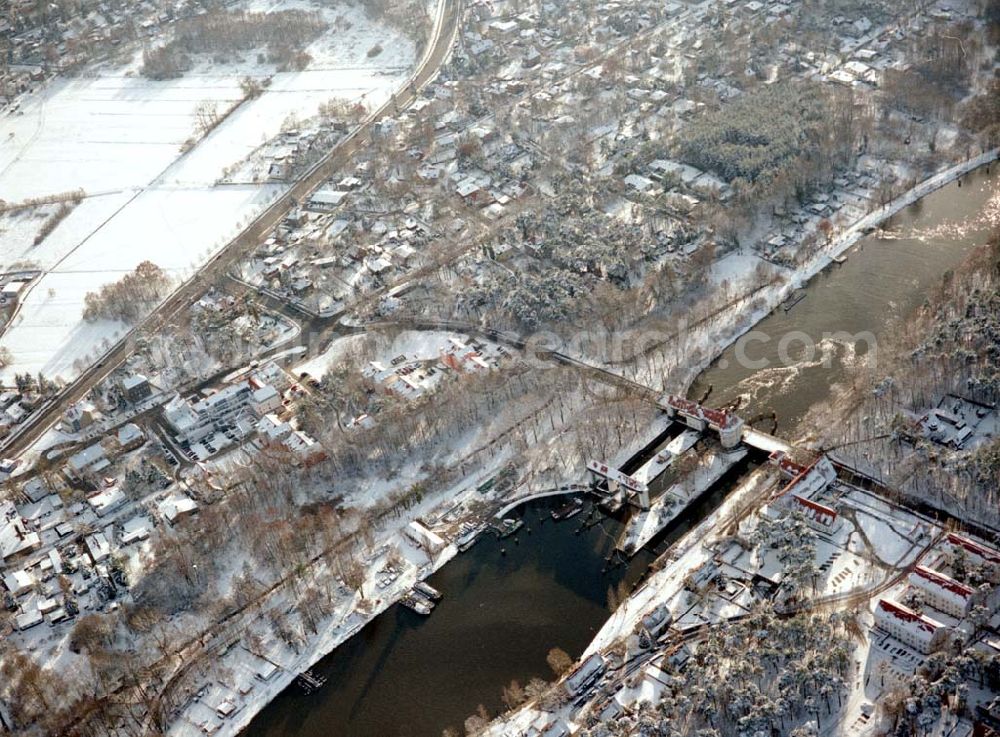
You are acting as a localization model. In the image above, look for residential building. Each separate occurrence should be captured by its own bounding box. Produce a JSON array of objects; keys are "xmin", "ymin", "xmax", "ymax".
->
[
  {"xmin": 120, "ymin": 374, "xmax": 152, "ymax": 403},
  {"xmin": 874, "ymin": 598, "xmax": 949, "ymax": 653},
  {"xmin": 160, "ymin": 492, "xmax": 199, "ymax": 526},
  {"xmin": 909, "ymin": 565, "xmax": 977, "ymax": 618},
  {"xmin": 948, "ymin": 533, "xmax": 1000, "ymax": 580},
  {"xmin": 65, "ymin": 442, "xmax": 109, "ymax": 483},
  {"xmin": 564, "ymin": 653, "xmax": 606, "ymax": 696},
  {"xmin": 87, "ymin": 481, "xmax": 126, "ymax": 518},
  {"xmin": 85, "ymin": 532, "xmax": 111, "ymax": 563},
  {"xmin": 251, "ymin": 384, "xmax": 282, "ymax": 415},
  {"xmin": 63, "ymin": 401, "xmax": 96, "ymax": 433},
  {"xmin": 116, "ymin": 422, "xmax": 145, "ymax": 451},
  {"xmin": 164, "ymin": 382, "xmax": 258, "ymax": 443},
  {"xmin": 788, "ymin": 494, "xmax": 841, "ymax": 532},
  {"xmin": 256, "ymin": 413, "xmax": 292, "ymax": 443},
  {"xmin": 1, "ymin": 500, "xmax": 41, "ymax": 564},
  {"xmin": 3, "ymin": 569, "xmax": 35, "ymax": 597}
]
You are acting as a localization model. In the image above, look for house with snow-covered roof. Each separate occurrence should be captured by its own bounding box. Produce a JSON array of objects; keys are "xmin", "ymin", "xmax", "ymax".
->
[
  {"xmin": 563, "ymin": 652, "xmax": 606, "ymax": 696},
  {"xmin": 947, "ymin": 533, "xmax": 1000, "ymax": 579},
  {"xmin": 0, "ymin": 500, "xmax": 41, "ymax": 564},
  {"xmin": 908, "ymin": 565, "xmax": 978, "ymax": 618},
  {"xmin": 873, "ymin": 598, "xmax": 948, "ymax": 654},
  {"xmin": 65, "ymin": 442, "xmax": 110, "ymax": 483}
]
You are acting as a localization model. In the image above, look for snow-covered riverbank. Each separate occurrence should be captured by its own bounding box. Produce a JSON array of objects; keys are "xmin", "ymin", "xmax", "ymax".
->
[{"xmin": 668, "ymin": 148, "xmax": 1000, "ymax": 395}]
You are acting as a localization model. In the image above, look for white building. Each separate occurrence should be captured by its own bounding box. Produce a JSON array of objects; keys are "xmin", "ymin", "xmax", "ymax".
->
[
  {"xmin": 908, "ymin": 565, "xmax": 976, "ymax": 618},
  {"xmin": 251, "ymin": 384, "xmax": 282, "ymax": 415},
  {"xmin": 160, "ymin": 492, "xmax": 199, "ymax": 526},
  {"xmin": 65, "ymin": 442, "xmax": 109, "ymax": 482},
  {"xmin": 2, "ymin": 569, "xmax": 35, "ymax": 597},
  {"xmin": 164, "ymin": 381, "xmax": 266, "ymax": 443},
  {"xmin": 947, "ymin": 533, "xmax": 1000, "ymax": 582},
  {"xmin": 256, "ymin": 413, "xmax": 292, "ymax": 443},
  {"xmin": 87, "ymin": 482, "xmax": 126, "ymax": 518},
  {"xmin": 116, "ymin": 422, "xmax": 145, "ymax": 450},
  {"xmin": 1, "ymin": 500, "xmax": 41, "ymax": 563},
  {"xmin": 874, "ymin": 599, "xmax": 948, "ymax": 654},
  {"xmin": 564, "ymin": 653, "xmax": 606, "ymax": 696},
  {"xmin": 85, "ymin": 532, "xmax": 112, "ymax": 563}
]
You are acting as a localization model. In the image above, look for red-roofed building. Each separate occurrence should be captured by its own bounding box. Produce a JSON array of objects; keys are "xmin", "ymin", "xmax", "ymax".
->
[
  {"xmin": 873, "ymin": 598, "xmax": 948, "ymax": 653},
  {"xmin": 660, "ymin": 395, "xmax": 744, "ymax": 448},
  {"xmin": 948, "ymin": 533, "xmax": 1000, "ymax": 582},
  {"xmin": 790, "ymin": 494, "xmax": 840, "ymax": 531},
  {"xmin": 769, "ymin": 450, "xmax": 837, "ymax": 502},
  {"xmin": 909, "ymin": 565, "xmax": 977, "ymax": 617}
]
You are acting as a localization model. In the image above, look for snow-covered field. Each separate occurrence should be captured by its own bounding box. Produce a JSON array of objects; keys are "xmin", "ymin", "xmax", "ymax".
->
[{"xmin": 0, "ymin": 0, "xmax": 416, "ymax": 383}]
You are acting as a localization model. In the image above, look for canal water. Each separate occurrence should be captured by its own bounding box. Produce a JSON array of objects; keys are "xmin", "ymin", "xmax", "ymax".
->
[
  {"xmin": 244, "ymin": 163, "xmax": 996, "ymax": 737},
  {"xmin": 243, "ymin": 435, "xmax": 760, "ymax": 737},
  {"xmin": 690, "ymin": 165, "xmax": 998, "ymax": 437},
  {"xmin": 244, "ymin": 498, "xmax": 654, "ymax": 737}
]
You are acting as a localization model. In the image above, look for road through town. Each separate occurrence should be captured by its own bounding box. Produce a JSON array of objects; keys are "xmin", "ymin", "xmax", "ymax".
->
[{"xmin": 0, "ymin": 0, "xmax": 463, "ymax": 459}]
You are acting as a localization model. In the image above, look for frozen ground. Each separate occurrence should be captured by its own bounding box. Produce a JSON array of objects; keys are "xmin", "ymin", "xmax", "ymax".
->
[{"xmin": 0, "ymin": 0, "xmax": 416, "ymax": 383}]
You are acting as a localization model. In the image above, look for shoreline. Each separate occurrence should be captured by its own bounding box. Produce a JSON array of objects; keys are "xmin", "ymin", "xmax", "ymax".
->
[
  {"xmin": 219, "ymin": 542, "xmax": 460, "ymax": 737},
  {"xmin": 211, "ymin": 152, "xmax": 999, "ymax": 737},
  {"xmin": 673, "ymin": 148, "xmax": 1000, "ymax": 396}
]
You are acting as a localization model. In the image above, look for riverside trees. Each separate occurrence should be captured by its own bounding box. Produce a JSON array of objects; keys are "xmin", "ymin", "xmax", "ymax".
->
[{"xmin": 575, "ymin": 611, "xmax": 854, "ymax": 737}]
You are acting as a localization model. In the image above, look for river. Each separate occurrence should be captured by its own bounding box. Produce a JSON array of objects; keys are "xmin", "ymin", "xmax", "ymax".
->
[
  {"xmin": 244, "ymin": 162, "xmax": 996, "ymax": 737},
  {"xmin": 690, "ymin": 165, "xmax": 998, "ymax": 437},
  {"xmin": 244, "ymin": 497, "xmax": 654, "ymax": 737}
]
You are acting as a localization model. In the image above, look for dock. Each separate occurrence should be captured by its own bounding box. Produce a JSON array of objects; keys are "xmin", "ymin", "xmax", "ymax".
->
[
  {"xmin": 781, "ymin": 291, "xmax": 806, "ymax": 312},
  {"xmin": 297, "ymin": 669, "xmax": 327, "ymax": 694},
  {"xmin": 618, "ymin": 447, "xmax": 747, "ymax": 556}
]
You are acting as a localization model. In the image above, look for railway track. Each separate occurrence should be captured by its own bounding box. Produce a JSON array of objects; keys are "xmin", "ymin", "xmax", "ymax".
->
[{"xmin": 0, "ymin": 0, "xmax": 462, "ymax": 460}]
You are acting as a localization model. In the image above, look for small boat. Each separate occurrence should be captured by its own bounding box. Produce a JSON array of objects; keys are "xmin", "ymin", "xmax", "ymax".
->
[
  {"xmin": 497, "ymin": 518, "xmax": 524, "ymax": 538},
  {"xmin": 551, "ymin": 498, "xmax": 584, "ymax": 521},
  {"xmin": 600, "ymin": 490, "xmax": 625, "ymax": 513},
  {"xmin": 456, "ymin": 523, "xmax": 481, "ymax": 551},
  {"xmin": 414, "ymin": 581, "xmax": 442, "ymax": 600},
  {"xmin": 782, "ymin": 291, "xmax": 806, "ymax": 312},
  {"xmin": 401, "ymin": 592, "xmax": 433, "ymax": 615},
  {"xmin": 831, "ymin": 254, "xmax": 847, "ymax": 265}
]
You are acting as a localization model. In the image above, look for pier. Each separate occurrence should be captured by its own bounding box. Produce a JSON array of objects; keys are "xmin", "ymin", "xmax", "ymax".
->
[{"xmin": 297, "ymin": 669, "xmax": 327, "ymax": 694}]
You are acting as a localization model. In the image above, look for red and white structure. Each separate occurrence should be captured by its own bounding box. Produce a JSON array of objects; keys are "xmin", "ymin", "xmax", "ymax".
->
[
  {"xmin": 874, "ymin": 599, "xmax": 949, "ymax": 654},
  {"xmin": 769, "ymin": 450, "xmax": 837, "ymax": 498},
  {"xmin": 659, "ymin": 395, "xmax": 744, "ymax": 449},
  {"xmin": 908, "ymin": 565, "xmax": 977, "ymax": 618},
  {"xmin": 947, "ymin": 533, "xmax": 1000, "ymax": 582},
  {"xmin": 766, "ymin": 450, "xmax": 840, "ymax": 531},
  {"xmin": 587, "ymin": 460, "xmax": 650, "ymax": 509},
  {"xmin": 789, "ymin": 494, "xmax": 840, "ymax": 532}
]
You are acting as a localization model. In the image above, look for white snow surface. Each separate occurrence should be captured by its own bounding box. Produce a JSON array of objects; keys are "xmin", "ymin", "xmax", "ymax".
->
[{"xmin": 0, "ymin": 0, "xmax": 416, "ymax": 382}]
